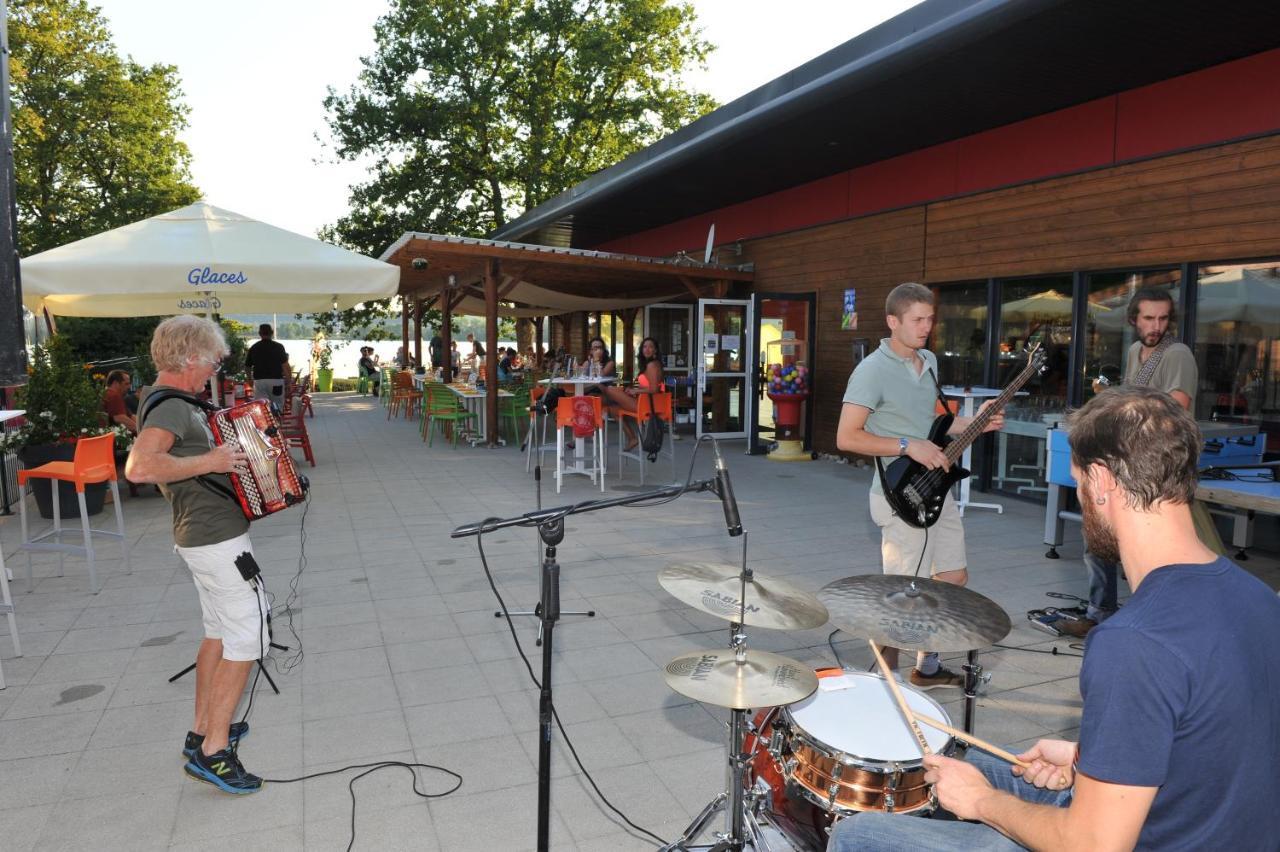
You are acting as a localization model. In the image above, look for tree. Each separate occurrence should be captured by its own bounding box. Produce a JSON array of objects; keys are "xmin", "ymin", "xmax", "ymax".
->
[
  {"xmin": 316, "ymin": 0, "xmax": 715, "ymax": 335},
  {"xmin": 9, "ymin": 0, "xmax": 200, "ymax": 257}
]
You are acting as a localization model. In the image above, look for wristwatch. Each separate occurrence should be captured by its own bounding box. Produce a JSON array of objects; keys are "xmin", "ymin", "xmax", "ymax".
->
[{"xmin": 898, "ymin": 437, "xmax": 909, "ymax": 456}]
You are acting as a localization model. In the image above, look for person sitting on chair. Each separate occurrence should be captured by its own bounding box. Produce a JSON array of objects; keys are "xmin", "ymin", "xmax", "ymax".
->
[
  {"xmin": 828, "ymin": 386, "xmax": 1280, "ymax": 851},
  {"xmin": 603, "ymin": 336, "xmax": 663, "ymax": 452},
  {"xmin": 102, "ymin": 369, "xmax": 137, "ymax": 434},
  {"xmin": 126, "ymin": 316, "xmax": 269, "ymax": 795},
  {"xmin": 358, "ymin": 346, "xmax": 381, "ymax": 396}
]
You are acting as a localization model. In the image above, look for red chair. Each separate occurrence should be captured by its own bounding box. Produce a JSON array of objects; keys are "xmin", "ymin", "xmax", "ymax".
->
[
  {"xmin": 279, "ymin": 409, "xmax": 316, "ymax": 467},
  {"xmin": 17, "ymin": 433, "xmax": 131, "ymax": 595}
]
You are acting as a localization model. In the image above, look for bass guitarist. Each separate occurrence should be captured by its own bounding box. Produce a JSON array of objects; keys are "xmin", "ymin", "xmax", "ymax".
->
[{"xmin": 836, "ymin": 282, "xmax": 1004, "ymax": 687}]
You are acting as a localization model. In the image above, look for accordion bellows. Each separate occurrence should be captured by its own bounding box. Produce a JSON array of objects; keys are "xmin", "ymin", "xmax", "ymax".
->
[{"xmin": 208, "ymin": 400, "xmax": 308, "ymax": 520}]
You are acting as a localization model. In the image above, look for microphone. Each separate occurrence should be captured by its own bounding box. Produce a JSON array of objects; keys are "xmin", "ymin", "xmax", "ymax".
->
[{"xmin": 711, "ymin": 440, "xmax": 743, "ymax": 537}]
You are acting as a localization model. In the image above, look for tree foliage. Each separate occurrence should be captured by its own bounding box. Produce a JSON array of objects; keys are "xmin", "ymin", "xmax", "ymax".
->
[
  {"xmin": 9, "ymin": 0, "xmax": 201, "ymax": 257},
  {"xmin": 316, "ymin": 0, "xmax": 715, "ymax": 336}
]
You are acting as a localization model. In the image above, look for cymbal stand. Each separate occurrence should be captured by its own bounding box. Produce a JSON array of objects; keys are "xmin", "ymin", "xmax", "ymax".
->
[
  {"xmin": 962, "ymin": 650, "xmax": 992, "ymax": 734},
  {"xmin": 663, "ymin": 535, "xmax": 774, "ymax": 852}
]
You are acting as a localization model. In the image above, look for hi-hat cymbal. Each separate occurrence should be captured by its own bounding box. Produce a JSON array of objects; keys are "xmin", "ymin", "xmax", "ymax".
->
[
  {"xmin": 663, "ymin": 648, "xmax": 819, "ymax": 709},
  {"xmin": 818, "ymin": 574, "xmax": 1012, "ymax": 652},
  {"xmin": 659, "ymin": 562, "xmax": 829, "ymax": 630}
]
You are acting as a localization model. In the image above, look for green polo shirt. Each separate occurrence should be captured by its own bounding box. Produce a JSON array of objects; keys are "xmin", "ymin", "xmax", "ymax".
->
[{"xmin": 843, "ymin": 338, "xmax": 942, "ymax": 494}]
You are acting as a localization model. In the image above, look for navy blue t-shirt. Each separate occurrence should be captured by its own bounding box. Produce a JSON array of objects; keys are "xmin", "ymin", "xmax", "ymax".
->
[{"xmin": 1078, "ymin": 557, "xmax": 1280, "ymax": 851}]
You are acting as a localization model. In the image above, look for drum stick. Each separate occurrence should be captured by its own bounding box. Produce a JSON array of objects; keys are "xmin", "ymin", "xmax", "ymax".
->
[
  {"xmin": 868, "ymin": 641, "xmax": 933, "ymax": 756},
  {"xmin": 908, "ymin": 712, "xmax": 1032, "ymax": 769}
]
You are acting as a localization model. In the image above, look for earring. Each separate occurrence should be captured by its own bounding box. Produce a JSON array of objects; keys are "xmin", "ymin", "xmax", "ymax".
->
[{"xmin": 1095, "ymin": 495, "xmax": 1106, "ymax": 505}]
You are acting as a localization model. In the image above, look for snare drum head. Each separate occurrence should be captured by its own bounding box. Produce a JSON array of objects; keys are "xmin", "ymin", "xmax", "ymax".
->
[{"xmin": 785, "ymin": 671, "xmax": 951, "ymax": 762}]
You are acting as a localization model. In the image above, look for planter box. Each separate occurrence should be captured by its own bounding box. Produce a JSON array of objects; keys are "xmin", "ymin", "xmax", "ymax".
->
[
  {"xmin": 315, "ymin": 369, "xmax": 334, "ymax": 392},
  {"xmin": 19, "ymin": 443, "xmax": 107, "ymax": 520}
]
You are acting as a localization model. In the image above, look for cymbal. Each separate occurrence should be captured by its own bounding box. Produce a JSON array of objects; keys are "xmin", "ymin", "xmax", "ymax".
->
[
  {"xmin": 659, "ymin": 562, "xmax": 829, "ymax": 630},
  {"xmin": 664, "ymin": 648, "xmax": 819, "ymax": 709},
  {"xmin": 818, "ymin": 574, "xmax": 1012, "ymax": 652}
]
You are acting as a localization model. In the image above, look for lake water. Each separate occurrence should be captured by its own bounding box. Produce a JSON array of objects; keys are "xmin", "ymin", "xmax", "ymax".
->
[{"xmin": 275, "ymin": 339, "xmax": 516, "ymax": 378}]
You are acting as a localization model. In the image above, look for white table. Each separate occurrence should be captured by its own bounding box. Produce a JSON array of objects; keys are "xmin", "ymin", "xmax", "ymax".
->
[
  {"xmin": 940, "ymin": 387, "xmax": 1005, "ymax": 517},
  {"xmin": 542, "ymin": 377, "xmax": 615, "ymax": 476},
  {"xmin": 447, "ymin": 384, "xmax": 512, "ymax": 445}
]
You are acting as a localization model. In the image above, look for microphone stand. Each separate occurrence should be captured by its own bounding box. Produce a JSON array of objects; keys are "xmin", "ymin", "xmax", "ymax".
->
[{"xmin": 453, "ymin": 475, "xmax": 720, "ymax": 852}]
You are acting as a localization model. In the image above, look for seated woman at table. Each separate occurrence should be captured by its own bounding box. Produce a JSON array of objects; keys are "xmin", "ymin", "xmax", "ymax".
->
[
  {"xmin": 543, "ymin": 337, "xmax": 615, "ymax": 413},
  {"xmin": 603, "ymin": 336, "xmax": 664, "ymax": 452}
]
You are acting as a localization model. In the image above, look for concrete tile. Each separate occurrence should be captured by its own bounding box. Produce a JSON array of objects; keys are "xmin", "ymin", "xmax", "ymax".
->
[
  {"xmin": 2, "ymin": 678, "xmax": 115, "ymax": 720},
  {"xmin": 51, "ymin": 624, "xmax": 150, "ymax": 655},
  {"xmin": 0, "ymin": 708, "xmax": 101, "ymax": 760},
  {"xmin": 394, "ymin": 663, "xmax": 495, "ymax": 707},
  {"xmin": 384, "ymin": 636, "xmax": 475, "ymax": 674},
  {"xmin": 301, "ymin": 646, "xmax": 391, "ymax": 685},
  {"xmin": 301, "ymin": 673, "xmax": 402, "ymax": 721},
  {"xmin": 303, "ymin": 708, "xmax": 412, "ymax": 765},
  {"xmin": 34, "ymin": 788, "xmax": 179, "ymax": 851},
  {"xmin": 414, "ymin": 733, "xmax": 536, "ymax": 795},
  {"xmin": 0, "ymin": 753, "xmax": 78, "ymax": 808},
  {"xmin": 404, "ymin": 696, "xmax": 514, "ymax": 749},
  {"xmin": 428, "ymin": 783, "xmax": 569, "ymax": 852},
  {"xmin": 171, "ymin": 823, "xmax": 304, "ymax": 852},
  {"xmin": 0, "ymin": 804, "xmax": 53, "ymax": 852},
  {"xmin": 29, "ymin": 648, "xmax": 135, "ymax": 685},
  {"xmin": 613, "ymin": 704, "xmax": 725, "ymax": 762},
  {"xmin": 303, "ymin": 802, "xmax": 440, "ymax": 852},
  {"xmin": 170, "ymin": 769, "xmax": 304, "ymax": 841},
  {"xmin": 296, "ymin": 620, "xmax": 385, "ymax": 654}
]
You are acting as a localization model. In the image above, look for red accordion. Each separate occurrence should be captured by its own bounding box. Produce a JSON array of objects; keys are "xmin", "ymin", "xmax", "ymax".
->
[{"xmin": 207, "ymin": 399, "xmax": 308, "ymax": 520}]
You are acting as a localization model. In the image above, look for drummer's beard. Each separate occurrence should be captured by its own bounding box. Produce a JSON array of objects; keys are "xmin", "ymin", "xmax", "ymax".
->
[{"xmin": 1081, "ymin": 480, "xmax": 1121, "ymax": 564}]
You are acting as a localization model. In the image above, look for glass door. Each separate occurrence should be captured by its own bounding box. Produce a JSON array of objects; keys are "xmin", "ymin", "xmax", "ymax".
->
[
  {"xmin": 750, "ymin": 293, "xmax": 815, "ymax": 454},
  {"xmin": 697, "ymin": 299, "xmax": 753, "ymax": 441},
  {"xmin": 644, "ymin": 303, "xmax": 695, "ymax": 432}
]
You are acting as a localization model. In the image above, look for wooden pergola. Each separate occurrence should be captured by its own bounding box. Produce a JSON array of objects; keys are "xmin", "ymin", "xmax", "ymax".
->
[{"xmin": 379, "ymin": 233, "xmax": 754, "ymax": 447}]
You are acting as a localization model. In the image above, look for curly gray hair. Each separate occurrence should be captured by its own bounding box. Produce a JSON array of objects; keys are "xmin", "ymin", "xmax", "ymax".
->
[{"xmin": 150, "ymin": 316, "xmax": 229, "ymax": 372}]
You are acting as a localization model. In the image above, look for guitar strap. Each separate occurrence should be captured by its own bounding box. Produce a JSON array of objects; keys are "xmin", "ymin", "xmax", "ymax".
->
[{"xmin": 1130, "ymin": 335, "xmax": 1176, "ymax": 387}]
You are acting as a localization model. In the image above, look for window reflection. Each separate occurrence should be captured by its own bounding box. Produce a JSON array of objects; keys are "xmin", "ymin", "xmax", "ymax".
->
[
  {"xmin": 932, "ymin": 281, "xmax": 987, "ymax": 389},
  {"xmin": 991, "ymin": 275, "xmax": 1073, "ymax": 496},
  {"xmin": 1082, "ymin": 270, "xmax": 1181, "ymax": 403},
  {"xmin": 1194, "ymin": 261, "xmax": 1280, "ymax": 451}
]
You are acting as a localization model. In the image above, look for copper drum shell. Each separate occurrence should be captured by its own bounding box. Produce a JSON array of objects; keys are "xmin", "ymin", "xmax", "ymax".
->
[{"xmin": 787, "ymin": 747, "xmax": 936, "ymax": 814}]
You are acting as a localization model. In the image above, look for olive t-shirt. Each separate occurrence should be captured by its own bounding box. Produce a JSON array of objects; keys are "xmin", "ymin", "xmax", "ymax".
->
[
  {"xmin": 138, "ymin": 386, "xmax": 248, "ymax": 548},
  {"xmin": 1124, "ymin": 340, "xmax": 1197, "ymax": 399}
]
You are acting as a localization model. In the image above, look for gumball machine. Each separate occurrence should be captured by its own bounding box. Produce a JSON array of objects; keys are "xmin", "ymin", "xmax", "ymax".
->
[{"xmin": 764, "ymin": 338, "xmax": 811, "ymax": 462}]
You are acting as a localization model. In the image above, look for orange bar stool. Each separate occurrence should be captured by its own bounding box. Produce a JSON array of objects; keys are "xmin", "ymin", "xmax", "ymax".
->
[
  {"xmin": 555, "ymin": 395, "xmax": 605, "ymax": 493},
  {"xmin": 17, "ymin": 432, "xmax": 131, "ymax": 595},
  {"xmin": 614, "ymin": 390, "xmax": 676, "ymax": 485}
]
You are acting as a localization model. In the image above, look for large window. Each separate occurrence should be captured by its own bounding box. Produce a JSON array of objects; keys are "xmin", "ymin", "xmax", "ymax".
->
[
  {"xmin": 1194, "ymin": 261, "xmax": 1280, "ymax": 450},
  {"xmin": 932, "ymin": 281, "xmax": 988, "ymax": 389},
  {"xmin": 991, "ymin": 275, "xmax": 1073, "ymax": 496},
  {"xmin": 1081, "ymin": 270, "xmax": 1181, "ymax": 403}
]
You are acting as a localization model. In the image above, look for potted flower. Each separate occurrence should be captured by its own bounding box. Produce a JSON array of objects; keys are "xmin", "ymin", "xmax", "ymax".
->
[
  {"xmin": 314, "ymin": 343, "xmax": 334, "ymax": 392},
  {"xmin": 0, "ymin": 337, "xmax": 116, "ymax": 518}
]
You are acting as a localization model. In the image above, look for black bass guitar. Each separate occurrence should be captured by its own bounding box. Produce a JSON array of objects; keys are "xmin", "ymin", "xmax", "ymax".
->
[{"xmin": 881, "ymin": 346, "xmax": 1046, "ymax": 528}]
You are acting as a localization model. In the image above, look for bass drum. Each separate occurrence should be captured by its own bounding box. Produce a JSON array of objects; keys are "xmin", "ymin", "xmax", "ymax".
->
[{"xmin": 746, "ymin": 668, "xmax": 955, "ymax": 850}]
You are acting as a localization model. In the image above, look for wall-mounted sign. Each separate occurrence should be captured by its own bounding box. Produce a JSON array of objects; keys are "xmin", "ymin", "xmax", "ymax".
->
[{"xmin": 842, "ymin": 288, "xmax": 857, "ymax": 331}]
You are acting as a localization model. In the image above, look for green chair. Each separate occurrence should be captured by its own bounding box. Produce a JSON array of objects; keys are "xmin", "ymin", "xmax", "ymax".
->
[
  {"xmin": 380, "ymin": 368, "xmax": 395, "ymax": 407},
  {"xmin": 418, "ymin": 380, "xmax": 449, "ymax": 439},
  {"xmin": 499, "ymin": 386, "xmax": 531, "ymax": 446},
  {"xmin": 424, "ymin": 384, "xmax": 476, "ymax": 448},
  {"xmin": 357, "ymin": 374, "xmax": 370, "ymax": 394}
]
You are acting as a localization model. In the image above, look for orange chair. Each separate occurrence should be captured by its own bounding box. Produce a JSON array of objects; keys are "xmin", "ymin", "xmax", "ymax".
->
[
  {"xmin": 17, "ymin": 433, "xmax": 131, "ymax": 595},
  {"xmin": 613, "ymin": 390, "xmax": 676, "ymax": 485},
  {"xmin": 387, "ymin": 372, "xmax": 419, "ymax": 420},
  {"xmin": 555, "ymin": 395, "xmax": 605, "ymax": 493}
]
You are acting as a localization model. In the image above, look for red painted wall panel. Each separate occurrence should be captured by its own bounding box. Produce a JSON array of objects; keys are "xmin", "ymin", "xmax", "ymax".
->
[
  {"xmin": 1116, "ymin": 48, "xmax": 1280, "ymax": 161},
  {"xmin": 954, "ymin": 96, "xmax": 1116, "ymax": 194},
  {"xmin": 593, "ymin": 49, "xmax": 1280, "ymax": 256},
  {"xmin": 849, "ymin": 141, "xmax": 959, "ymax": 217}
]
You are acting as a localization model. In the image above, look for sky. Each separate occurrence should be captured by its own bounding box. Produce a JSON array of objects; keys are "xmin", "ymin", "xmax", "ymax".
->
[{"xmin": 90, "ymin": 0, "xmax": 921, "ymax": 240}]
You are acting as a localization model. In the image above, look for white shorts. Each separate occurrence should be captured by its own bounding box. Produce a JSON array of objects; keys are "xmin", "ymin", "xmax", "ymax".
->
[
  {"xmin": 175, "ymin": 532, "xmax": 271, "ymax": 662},
  {"xmin": 253, "ymin": 379, "xmax": 285, "ymax": 405},
  {"xmin": 869, "ymin": 488, "xmax": 967, "ymax": 577}
]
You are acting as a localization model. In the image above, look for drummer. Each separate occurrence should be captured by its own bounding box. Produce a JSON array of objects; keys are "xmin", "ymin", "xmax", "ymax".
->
[{"xmin": 829, "ymin": 387, "xmax": 1280, "ymax": 851}]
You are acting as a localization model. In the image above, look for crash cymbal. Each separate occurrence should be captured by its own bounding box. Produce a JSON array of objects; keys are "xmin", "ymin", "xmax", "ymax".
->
[
  {"xmin": 663, "ymin": 648, "xmax": 819, "ymax": 709},
  {"xmin": 818, "ymin": 574, "xmax": 1012, "ymax": 652},
  {"xmin": 659, "ymin": 562, "xmax": 829, "ymax": 630}
]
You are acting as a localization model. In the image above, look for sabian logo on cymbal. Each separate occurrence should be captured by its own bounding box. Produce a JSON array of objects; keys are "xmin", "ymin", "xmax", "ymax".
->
[
  {"xmin": 701, "ymin": 590, "xmax": 761, "ymax": 615},
  {"xmin": 773, "ymin": 665, "xmax": 803, "ymax": 687},
  {"xmin": 880, "ymin": 617, "xmax": 937, "ymax": 645},
  {"xmin": 690, "ymin": 654, "xmax": 718, "ymax": 681}
]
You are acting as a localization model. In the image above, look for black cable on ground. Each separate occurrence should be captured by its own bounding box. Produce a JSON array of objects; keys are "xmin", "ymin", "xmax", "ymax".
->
[
  {"xmin": 991, "ymin": 642, "xmax": 1084, "ymax": 659},
  {"xmin": 476, "ymin": 525, "xmax": 669, "ymax": 847},
  {"xmin": 263, "ymin": 760, "xmax": 463, "ymax": 852}
]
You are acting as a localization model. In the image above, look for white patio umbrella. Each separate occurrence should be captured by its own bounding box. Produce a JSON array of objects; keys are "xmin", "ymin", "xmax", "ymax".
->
[{"xmin": 21, "ymin": 201, "xmax": 399, "ymax": 317}]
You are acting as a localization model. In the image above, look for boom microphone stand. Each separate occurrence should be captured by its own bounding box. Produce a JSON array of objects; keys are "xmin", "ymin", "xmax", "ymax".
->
[{"xmin": 453, "ymin": 475, "xmax": 722, "ymax": 852}]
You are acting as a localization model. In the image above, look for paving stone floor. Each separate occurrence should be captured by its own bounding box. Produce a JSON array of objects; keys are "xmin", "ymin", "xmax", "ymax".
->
[{"xmin": 2, "ymin": 391, "xmax": 1277, "ymax": 851}]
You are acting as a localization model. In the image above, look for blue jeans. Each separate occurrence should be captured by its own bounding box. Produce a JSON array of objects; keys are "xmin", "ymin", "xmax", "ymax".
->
[
  {"xmin": 1082, "ymin": 550, "xmax": 1119, "ymax": 622},
  {"xmin": 826, "ymin": 750, "xmax": 1072, "ymax": 852}
]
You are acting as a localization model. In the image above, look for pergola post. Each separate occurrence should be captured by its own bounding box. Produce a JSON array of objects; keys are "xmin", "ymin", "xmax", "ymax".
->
[
  {"xmin": 485, "ymin": 258, "xmax": 500, "ymax": 447},
  {"xmin": 621, "ymin": 308, "xmax": 638, "ymax": 382},
  {"xmin": 535, "ymin": 316, "xmax": 544, "ymax": 364},
  {"xmin": 413, "ymin": 297, "xmax": 423, "ymax": 368},
  {"xmin": 401, "ymin": 298, "xmax": 410, "ymax": 366},
  {"xmin": 579, "ymin": 311, "xmax": 590, "ymax": 357},
  {"xmin": 441, "ymin": 283, "xmax": 454, "ymax": 382}
]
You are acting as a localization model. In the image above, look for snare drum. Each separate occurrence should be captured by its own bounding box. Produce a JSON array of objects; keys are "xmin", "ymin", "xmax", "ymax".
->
[{"xmin": 750, "ymin": 669, "xmax": 954, "ymax": 824}]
